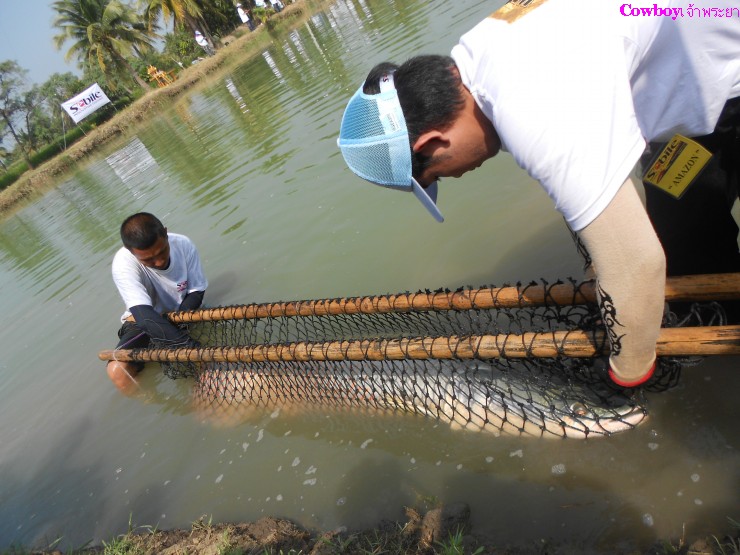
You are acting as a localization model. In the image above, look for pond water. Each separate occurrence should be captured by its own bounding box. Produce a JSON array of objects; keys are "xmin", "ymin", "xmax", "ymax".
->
[{"xmin": 0, "ymin": 0, "xmax": 737, "ymax": 551}]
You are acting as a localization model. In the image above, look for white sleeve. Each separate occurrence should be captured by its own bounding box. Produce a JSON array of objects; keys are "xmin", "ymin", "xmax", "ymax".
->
[
  {"xmin": 111, "ymin": 249, "xmax": 154, "ymax": 309},
  {"xmin": 184, "ymin": 240, "xmax": 208, "ymax": 294}
]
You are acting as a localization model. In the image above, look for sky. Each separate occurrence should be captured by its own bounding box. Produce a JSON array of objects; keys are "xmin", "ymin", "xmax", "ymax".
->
[{"xmin": 0, "ymin": 0, "xmax": 81, "ymax": 86}]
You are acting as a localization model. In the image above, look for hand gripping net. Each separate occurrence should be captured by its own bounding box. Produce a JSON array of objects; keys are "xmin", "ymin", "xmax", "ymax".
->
[{"xmin": 118, "ymin": 278, "xmax": 731, "ymax": 438}]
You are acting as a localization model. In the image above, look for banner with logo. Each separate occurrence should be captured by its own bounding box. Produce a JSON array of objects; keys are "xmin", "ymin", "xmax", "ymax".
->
[{"xmin": 60, "ymin": 83, "xmax": 111, "ymax": 124}]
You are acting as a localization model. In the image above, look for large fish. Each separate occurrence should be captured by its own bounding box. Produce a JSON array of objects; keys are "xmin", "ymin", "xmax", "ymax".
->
[{"xmin": 191, "ymin": 358, "xmax": 647, "ymax": 438}]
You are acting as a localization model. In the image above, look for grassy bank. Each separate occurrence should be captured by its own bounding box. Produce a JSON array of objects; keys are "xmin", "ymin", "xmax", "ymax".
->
[
  {"xmin": 0, "ymin": 0, "xmax": 334, "ymax": 219},
  {"xmin": 4, "ymin": 506, "xmax": 739, "ymax": 555}
]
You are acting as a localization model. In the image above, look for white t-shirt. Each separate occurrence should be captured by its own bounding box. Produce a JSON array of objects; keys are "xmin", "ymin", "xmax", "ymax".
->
[
  {"xmin": 451, "ymin": 0, "xmax": 740, "ymax": 231},
  {"xmin": 112, "ymin": 233, "xmax": 208, "ymax": 322}
]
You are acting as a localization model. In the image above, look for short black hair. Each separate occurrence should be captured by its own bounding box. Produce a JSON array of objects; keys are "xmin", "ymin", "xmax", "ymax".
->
[
  {"xmin": 363, "ymin": 55, "xmax": 465, "ymax": 179},
  {"xmin": 120, "ymin": 212, "xmax": 166, "ymax": 250}
]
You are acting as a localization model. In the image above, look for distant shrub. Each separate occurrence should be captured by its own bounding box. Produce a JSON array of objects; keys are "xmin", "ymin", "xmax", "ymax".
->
[
  {"xmin": 0, "ymin": 164, "xmax": 28, "ymax": 191},
  {"xmin": 29, "ymin": 142, "xmax": 67, "ymax": 168}
]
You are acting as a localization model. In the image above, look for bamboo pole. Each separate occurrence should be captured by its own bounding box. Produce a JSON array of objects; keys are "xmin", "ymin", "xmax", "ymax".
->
[
  {"xmin": 167, "ymin": 273, "xmax": 740, "ymax": 324},
  {"xmin": 98, "ymin": 324, "xmax": 740, "ymax": 362}
]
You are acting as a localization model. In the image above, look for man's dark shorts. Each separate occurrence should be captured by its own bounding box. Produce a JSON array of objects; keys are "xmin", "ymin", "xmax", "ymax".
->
[{"xmin": 115, "ymin": 321, "xmax": 151, "ymax": 349}]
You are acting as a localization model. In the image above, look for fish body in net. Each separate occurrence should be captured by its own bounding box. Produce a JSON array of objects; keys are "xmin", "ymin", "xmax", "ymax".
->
[
  {"xmin": 360, "ymin": 360, "xmax": 646, "ymax": 439},
  {"xmin": 193, "ymin": 358, "xmax": 647, "ymax": 438},
  {"xmin": 434, "ymin": 362, "xmax": 646, "ymax": 438}
]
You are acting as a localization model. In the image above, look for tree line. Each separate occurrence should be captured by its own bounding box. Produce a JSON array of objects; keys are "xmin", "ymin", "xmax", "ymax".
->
[{"xmin": 0, "ymin": 0, "xmax": 288, "ymax": 189}]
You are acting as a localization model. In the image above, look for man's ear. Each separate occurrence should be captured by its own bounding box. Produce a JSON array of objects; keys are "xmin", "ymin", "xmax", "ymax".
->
[{"xmin": 412, "ymin": 130, "xmax": 448, "ymax": 155}]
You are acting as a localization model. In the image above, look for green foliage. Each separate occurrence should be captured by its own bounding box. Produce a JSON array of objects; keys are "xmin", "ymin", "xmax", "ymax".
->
[
  {"xmin": 712, "ymin": 517, "xmax": 740, "ymax": 555},
  {"xmin": 0, "ymin": 61, "xmax": 34, "ymax": 164},
  {"xmin": 40, "ymin": 72, "xmax": 86, "ymax": 102},
  {"xmin": 19, "ymin": 85, "xmax": 55, "ymax": 150},
  {"xmin": 101, "ymin": 534, "xmax": 139, "ymax": 555},
  {"xmin": 80, "ymin": 60, "xmax": 136, "ymax": 98},
  {"xmin": 37, "ymin": 72, "xmax": 87, "ymax": 143},
  {"xmin": 252, "ymin": 6, "xmax": 275, "ymax": 24},
  {"xmin": 435, "ymin": 526, "xmax": 485, "ymax": 555},
  {"xmin": 100, "ymin": 514, "xmax": 157, "ymax": 555},
  {"xmin": 191, "ymin": 513, "xmax": 215, "ymax": 531},
  {"xmin": 52, "ymin": 0, "xmax": 156, "ymax": 90},
  {"xmin": 713, "ymin": 535, "xmax": 740, "ymax": 555},
  {"xmin": 29, "ymin": 141, "xmax": 67, "ymax": 167},
  {"xmin": 205, "ymin": 0, "xmax": 243, "ymax": 38},
  {"xmin": 0, "ymin": 162, "xmax": 27, "ymax": 191},
  {"xmin": 141, "ymin": 0, "xmax": 240, "ymax": 59},
  {"xmin": 141, "ymin": 0, "xmax": 203, "ymax": 33},
  {"xmin": 163, "ymin": 25, "xmax": 203, "ymax": 66}
]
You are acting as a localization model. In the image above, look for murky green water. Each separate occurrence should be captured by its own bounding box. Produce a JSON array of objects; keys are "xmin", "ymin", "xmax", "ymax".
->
[{"xmin": 1, "ymin": 0, "xmax": 737, "ymax": 551}]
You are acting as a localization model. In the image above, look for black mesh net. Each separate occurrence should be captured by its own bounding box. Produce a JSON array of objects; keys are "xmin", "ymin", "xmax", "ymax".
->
[{"xmin": 117, "ymin": 280, "xmax": 728, "ymax": 438}]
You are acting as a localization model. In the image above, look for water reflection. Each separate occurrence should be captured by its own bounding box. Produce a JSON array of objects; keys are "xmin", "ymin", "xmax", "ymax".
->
[
  {"xmin": 225, "ymin": 77, "xmax": 250, "ymax": 114},
  {"xmin": 105, "ymin": 137, "xmax": 157, "ymax": 184}
]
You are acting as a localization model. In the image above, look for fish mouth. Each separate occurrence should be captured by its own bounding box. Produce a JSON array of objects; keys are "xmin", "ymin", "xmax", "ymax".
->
[
  {"xmin": 556, "ymin": 402, "xmax": 648, "ymax": 439},
  {"xmin": 445, "ymin": 388, "xmax": 648, "ymax": 439}
]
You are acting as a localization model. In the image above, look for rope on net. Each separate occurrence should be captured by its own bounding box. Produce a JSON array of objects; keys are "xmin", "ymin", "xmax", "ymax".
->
[{"xmin": 100, "ymin": 274, "xmax": 740, "ymax": 438}]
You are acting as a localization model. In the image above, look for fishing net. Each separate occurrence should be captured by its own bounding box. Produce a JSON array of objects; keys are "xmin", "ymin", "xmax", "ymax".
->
[{"xmin": 116, "ymin": 279, "xmax": 729, "ymax": 438}]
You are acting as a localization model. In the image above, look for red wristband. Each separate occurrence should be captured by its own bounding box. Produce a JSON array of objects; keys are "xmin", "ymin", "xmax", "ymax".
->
[{"xmin": 608, "ymin": 361, "xmax": 657, "ymax": 388}]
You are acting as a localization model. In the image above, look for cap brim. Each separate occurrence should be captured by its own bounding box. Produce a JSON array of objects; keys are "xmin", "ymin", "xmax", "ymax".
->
[{"xmin": 411, "ymin": 178, "xmax": 444, "ymax": 222}]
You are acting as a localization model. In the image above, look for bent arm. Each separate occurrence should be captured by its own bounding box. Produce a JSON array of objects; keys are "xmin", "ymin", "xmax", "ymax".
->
[
  {"xmin": 177, "ymin": 290, "xmax": 205, "ymax": 312},
  {"xmin": 130, "ymin": 304, "xmax": 197, "ymax": 347},
  {"xmin": 576, "ymin": 178, "xmax": 666, "ymax": 383}
]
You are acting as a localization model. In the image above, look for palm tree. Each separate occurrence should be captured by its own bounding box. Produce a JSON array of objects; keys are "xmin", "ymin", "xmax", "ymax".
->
[
  {"xmin": 139, "ymin": 0, "xmax": 202, "ymax": 31},
  {"xmin": 53, "ymin": 0, "xmax": 156, "ymax": 90},
  {"xmin": 139, "ymin": 0, "xmax": 214, "ymax": 50}
]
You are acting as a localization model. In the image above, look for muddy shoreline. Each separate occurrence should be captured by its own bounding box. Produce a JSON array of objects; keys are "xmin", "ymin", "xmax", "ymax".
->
[{"xmin": 19, "ymin": 502, "xmax": 733, "ymax": 554}]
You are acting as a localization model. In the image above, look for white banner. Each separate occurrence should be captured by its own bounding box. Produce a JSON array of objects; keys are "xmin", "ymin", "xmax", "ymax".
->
[{"xmin": 60, "ymin": 83, "xmax": 111, "ymax": 124}]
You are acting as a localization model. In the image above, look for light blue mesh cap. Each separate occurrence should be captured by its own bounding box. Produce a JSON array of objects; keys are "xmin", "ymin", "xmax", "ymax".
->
[{"xmin": 337, "ymin": 74, "xmax": 444, "ymax": 222}]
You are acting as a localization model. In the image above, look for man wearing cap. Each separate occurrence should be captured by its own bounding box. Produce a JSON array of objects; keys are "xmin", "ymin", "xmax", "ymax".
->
[
  {"xmin": 107, "ymin": 213, "xmax": 208, "ymax": 395},
  {"xmin": 337, "ymin": 0, "xmax": 740, "ymax": 388},
  {"xmin": 194, "ymin": 30, "xmax": 214, "ymax": 56}
]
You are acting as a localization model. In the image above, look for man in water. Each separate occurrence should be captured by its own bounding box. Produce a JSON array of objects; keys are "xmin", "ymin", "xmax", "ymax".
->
[
  {"xmin": 107, "ymin": 212, "xmax": 208, "ymax": 394},
  {"xmin": 337, "ymin": 0, "xmax": 739, "ymax": 389}
]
